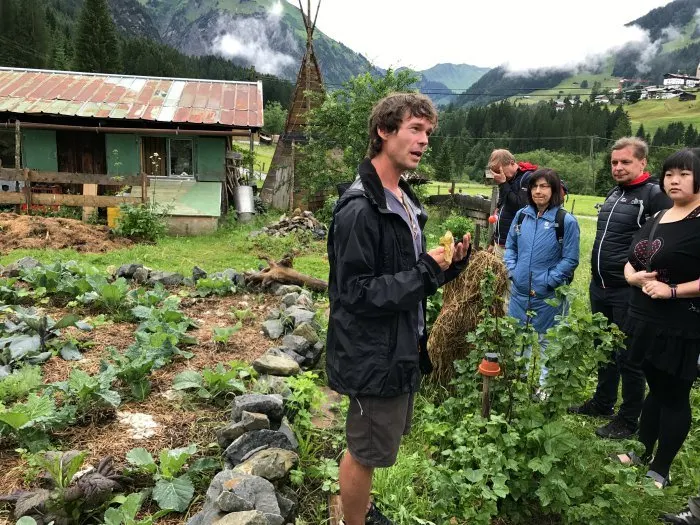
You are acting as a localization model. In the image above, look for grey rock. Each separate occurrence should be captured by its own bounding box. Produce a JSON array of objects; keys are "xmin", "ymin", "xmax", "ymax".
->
[
  {"xmin": 276, "ymin": 486, "xmax": 298, "ymax": 522},
  {"xmin": 292, "ymin": 323, "xmax": 319, "ymax": 345},
  {"xmin": 284, "ymin": 306, "xmax": 315, "ymax": 327},
  {"xmin": 281, "ymin": 292, "xmax": 299, "ymax": 307},
  {"xmin": 231, "ymin": 394, "xmax": 283, "ymax": 423},
  {"xmin": 263, "ymin": 513, "xmax": 284, "ymax": 525},
  {"xmin": 233, "ymin": 448, "xmax": 299, "ymax": 481},
  {"xmin": 281, "ymin": 335, "xmax": 311, "ymax": 355},
  {"xmin": 215, "ymin": 511, "xmax": 268, "ymax": 525},
  {"xmin": 185, "ymin": 505, "xmax": 225, "ymax": 525},
  {"xmin": 252, "ymin": 375, "xmax": 292, "ymax": 398},
  {"xmin": 222, "ymin": 268, "xmax": 241, "ymax": 283},
  {"xmin": 214, "ymin": 473, "xmax": 281, "ymax": 517},
  {"xmin": 277, "ymin": 417, "xmax": 299, "ymax": 451},
  {"xmin": 253, "ymin": 353, "xmax": 300, "ymax": 377},
  {"xmin": 267, "ymin": 347, "xmax": 304, "ymax": 366},
  {"xmin": 224, "ymin": 430, "xmax": 295, "ymax": 467},
  {"xmin": 217, "ymin": 412, "xmax": 270, "ymax": 449},
  {"xmin": 192, "ymin": 265, "xmax": 207, "ymax": 282},
  {"xmin": 183, "ymin": 277, "xmax": 195, "ymax": 287},
  {"xmin": 148, "ymin": 270, "xmax": 184, "ymax": 286},
  {"xmin": 132, "ymin": 267, "xmax": 150, "ymax": 283},
  {"xmin": 217, "ymin": 491, "xmax": 254, "ymax": 512},
  {"xmin": 2, "ymin": 256, "xmax": 40, "ymax": 277},
  {"xmin": 295, "ymin": 294, "xmax": 315, "ymax": 310},
  {"xmin": 303, "ymin": 342, "xmax": 324, "ymax": 368},
  {"xmin": 262, "ymin": 320, "xmax": 284, "ymax": 340},
  {"xmin": 116, "ymin": 263, "xmax": 143, "ymax": 279},
  {"xmin": 266, "ymin": 309, "xmax": 281, "ymax": 321},
  {"xmin": 274, "ymin": 285, "xmax": 302, "ymax": 296}
]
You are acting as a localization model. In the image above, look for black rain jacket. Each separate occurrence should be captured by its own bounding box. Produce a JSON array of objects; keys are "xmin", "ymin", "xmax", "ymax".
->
[{"xmin": 326, "ymin": 158, "xmax": 470, "ymax": 398}]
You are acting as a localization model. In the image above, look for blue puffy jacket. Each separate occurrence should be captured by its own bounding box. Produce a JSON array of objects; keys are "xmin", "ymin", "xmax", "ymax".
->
[{"xmin": 504, "ymin": 205, "xmax": 580, "ymax": 333}]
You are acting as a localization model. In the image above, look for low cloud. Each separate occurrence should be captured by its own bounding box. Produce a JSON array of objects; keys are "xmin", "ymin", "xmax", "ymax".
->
[{"xmin": 211, "ymin": 2, "xmax": 299, "ymax": 77}]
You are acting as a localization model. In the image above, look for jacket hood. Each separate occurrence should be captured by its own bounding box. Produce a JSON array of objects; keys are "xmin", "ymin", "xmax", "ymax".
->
[{"xmin": 517, "ymin": 161, "xmax": 539, "ymax": 172}]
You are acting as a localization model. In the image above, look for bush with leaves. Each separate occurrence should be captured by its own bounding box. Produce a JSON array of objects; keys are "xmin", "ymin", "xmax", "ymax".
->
[
  {"xmin": 0, "ymin": 393, "xmax": 75, "ymax": 451},
  {"xmin": 440, "ymin": 213, "xmax": 475, "ymax": 240},
  {"xmin": 125, "ymin": 445, "xmax": 198, "ymax": 512},
  {"xmin": 402, "ymin": 272, "xmax": 659, "ymax": 525},
  {"xmin": 102, "ymin": 492, "xmax": 171, "ymax": 525},
  {"xmin": 102, "ymin": 347, "xmax": 157, "ymax": 401},
  {"xmin": 115, "ymin": 203, "xmax": 170, "ymax": 242},
  {"xmin": 53, "ymin": 368, "xmax": 121, "ymax": 419},
  {"xmin": 172, "ymin": 360, "xmax": 256, "ymax": 404},
  {"xmin": 0, "ymin": 365, "xmax": 42, "ymax": 404},
  {"xmin": 192, "ymin": 275, "xmax": 236, "ymax": 297}
]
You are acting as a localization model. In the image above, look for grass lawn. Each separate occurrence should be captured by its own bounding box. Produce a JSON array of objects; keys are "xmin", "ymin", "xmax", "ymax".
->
[
  {"xmin": 626, "ymin": 97, "xmax": 700, "ymax": 135},
  {"xmin": 426, "ymin": 182, "xmax": 603, "ymax": 217},
  {"xmin": 253, "ymin": 143, "xmax": 275, "ymax": 174},
  {"xmin": 0, "ymin": 215, "xmax": 329, "ymax": 281}
]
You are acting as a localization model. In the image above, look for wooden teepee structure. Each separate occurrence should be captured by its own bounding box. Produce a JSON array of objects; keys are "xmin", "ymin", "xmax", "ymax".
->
[{"xmin": 260, "ymin": 0, "xmax": 324, "ymax": 210}]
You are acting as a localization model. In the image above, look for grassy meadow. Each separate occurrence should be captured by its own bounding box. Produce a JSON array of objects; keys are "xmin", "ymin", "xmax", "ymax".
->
[{"xmin": 626, "ymin": 97, "xmax": 700, "ymax": 135}]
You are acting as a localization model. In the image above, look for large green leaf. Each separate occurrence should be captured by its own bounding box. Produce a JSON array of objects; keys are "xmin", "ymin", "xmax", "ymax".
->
[
  {"xmin": 126, "ymin": 448, "xmax": 157, "ymax": 473},
  {"xmin": 0, "ymin": 410, "xmax": 30, "ymax": 429},
  {"xmin": 53, "ymin": 313, "xmax": 80, "ymax": 330},
  {"xmin": 130, "ymin": 380, "xmax": 151, "ymax": 401},
  {"xmin": 97, "ymin": 390, "xmax": 121, "ymax": 408},
  {"xmin": 60, "ymin": 342, "xmax": 84, "ymax": 361},
  {"xmin": 102, "ymin": 507, "xmax": 124, "ymax": 525},
  {"xmin": 16, "ymin": 517, "xmax": 39, "ymax": 525},
  {"xmin": 159, "ymin": 444, "xmax": 196, "ymax": 479},
  {"xmin": 171, "ymin": 371, "xmax": 203, "ymax": 391},
  {"xmin": 9, "ymin": 335, "xmax": 41, "ymax": 360},
  {"xmin": 152, "ymin": 475, "xmax": 194, "ymax": 512}
]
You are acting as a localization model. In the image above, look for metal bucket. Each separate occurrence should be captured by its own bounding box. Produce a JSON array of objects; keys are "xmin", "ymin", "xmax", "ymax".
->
[{"xmin": 233, "ymin": 185, "xmax": 255, "ymax": 222}]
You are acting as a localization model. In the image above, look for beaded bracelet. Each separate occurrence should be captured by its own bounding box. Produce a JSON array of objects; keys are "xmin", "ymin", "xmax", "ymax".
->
[{"xmin": 670, "ymin": 285, "xmax": 677, "ymax": 299}]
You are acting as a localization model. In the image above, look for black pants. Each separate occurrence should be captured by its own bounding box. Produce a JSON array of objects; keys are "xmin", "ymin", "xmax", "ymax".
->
[
  {"xmin": 640, "ymin": 362, "xmax": 694, "ymax": 479},
  {"xmin": 590, "ymin": 282, "xmax": 646, "ymax": 428}
]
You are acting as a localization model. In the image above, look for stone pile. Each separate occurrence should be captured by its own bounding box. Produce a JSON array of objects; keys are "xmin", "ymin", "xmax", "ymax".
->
[
  {"xmin": 188, "ymin": 284, "xmax": 326, "ymax": 525},
  {"xmin": 255, "ymin": 210, "xmax": 327, "ymax": 239}
]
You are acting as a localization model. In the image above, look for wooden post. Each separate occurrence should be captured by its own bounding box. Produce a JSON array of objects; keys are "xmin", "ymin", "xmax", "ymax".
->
[
  {"xmin": 450, "ymin": 181, "xmax": 456, "ymax": 195},
  {"xmin": 289, "ymin": 139, "xmax": 295, "ymax": 212},
  {"xmin": 23, "ymin": 168, "xmax": 32, "ymax": 214},
  {"xmin": 141, "ymin": 171, "xmax": 147, "ymax": 205},
  {"xmin": 15, "ymin": 121, "xmax": 24, "ymax": 212},
  {"xmin": 249, "ymin": 132, "xmax": 254, "ymax": 186},
  {"xmin": 486, "ymin": 186, "xmax": 499, "ymax": 245},
  {"xmin": 570, "ymin": 199, "xmax": 576, "ymax": 216},
  {"xmin": 474, "ymin": 223, "xmax": 482, "ymax": 251},
  {"xmin": 82, "ymin": 183, "xmax": 98, "ymax": 221}
]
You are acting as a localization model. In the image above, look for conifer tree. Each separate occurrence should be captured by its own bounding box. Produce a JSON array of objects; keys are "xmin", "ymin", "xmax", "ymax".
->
[{"xmin": 73, "ymin": 0, "xmax": 121, "ymax": 73}]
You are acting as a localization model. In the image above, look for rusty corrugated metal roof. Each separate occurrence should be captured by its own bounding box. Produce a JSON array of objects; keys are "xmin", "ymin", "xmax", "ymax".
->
[{"xmin": 0, "ymin": 67, "xmax": 263, "ymax": 128}]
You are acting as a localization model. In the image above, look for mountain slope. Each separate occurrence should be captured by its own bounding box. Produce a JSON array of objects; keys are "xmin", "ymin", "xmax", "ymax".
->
[
  {"xmin": 134, "ymin": 0, "xmax": 379, "ymax": 86},
  {"xmin": 421, "ymin": 63, "xmax": 490, "ymax": 90}
]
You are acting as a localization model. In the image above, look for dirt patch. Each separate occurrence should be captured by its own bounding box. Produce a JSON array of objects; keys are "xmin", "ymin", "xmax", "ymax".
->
[{"xmin": 0, "ymin": 213, "xmax": 132, "ymax": 254}]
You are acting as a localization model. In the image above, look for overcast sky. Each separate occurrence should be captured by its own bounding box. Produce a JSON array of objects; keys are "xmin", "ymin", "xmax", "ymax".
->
[{"xmin": 287, "ymin": 0, "xmax": 674, "ymax": 72}]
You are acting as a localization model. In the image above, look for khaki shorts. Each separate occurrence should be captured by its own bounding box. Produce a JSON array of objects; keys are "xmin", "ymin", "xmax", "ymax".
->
[{"xmin": 345, "ymin": 393, "xmax": 414, "ymax": 468}]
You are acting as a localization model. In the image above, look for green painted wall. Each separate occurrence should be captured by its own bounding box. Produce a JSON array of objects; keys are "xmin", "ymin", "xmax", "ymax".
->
[
  {"xmin": 22, "ymin": 130, "xmax": 57, "ymax": 171},
  {"xmin": 196, "ymin": 137, "xmax": 225, "ymax": 182},
  {"xmin": 106, "ymin": 134, "xmax": 140, "ymax": 176}
]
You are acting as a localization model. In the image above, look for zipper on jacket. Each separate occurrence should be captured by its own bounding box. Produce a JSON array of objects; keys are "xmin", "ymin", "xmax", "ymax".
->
[
  {"xmin": 596, "ymin": 190, "xmax": 625, "ymax": 289},
  {"xmin": 636, "ymin": 200, "xmax": 645, "ymax": 228}
]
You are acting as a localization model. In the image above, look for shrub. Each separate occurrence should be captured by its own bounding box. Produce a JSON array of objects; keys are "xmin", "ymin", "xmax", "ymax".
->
[
  {"xmin": 440, "ymin": 213, "xmax": 474, "ymax": 239},
  {"xmin": 115, "ymin": 204, "xmax": 170, "ymax": 242}
]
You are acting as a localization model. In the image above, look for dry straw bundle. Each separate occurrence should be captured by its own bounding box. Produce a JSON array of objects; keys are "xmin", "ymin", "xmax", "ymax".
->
[{"xmin": 427, "ymin": 249, "xmax": 509, "ymax": 384}]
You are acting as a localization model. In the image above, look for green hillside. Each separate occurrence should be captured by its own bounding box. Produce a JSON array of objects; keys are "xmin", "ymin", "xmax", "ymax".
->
[
  {"xmin": 510, "ymin": 68, "xmax": 620, "ymax": 105},
  {"xmin": 626, "ymin": 97, "xmax": 700, "ymax": 134},
  {"xmin": 421, "ymin": 63, "xmax": 490, "ymax": 90}
]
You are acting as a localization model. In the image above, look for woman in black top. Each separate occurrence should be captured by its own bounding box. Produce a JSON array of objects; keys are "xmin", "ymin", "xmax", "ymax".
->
[{"xmin": 616, "ymin": 149, "xmax": 700, "ymax": 488}]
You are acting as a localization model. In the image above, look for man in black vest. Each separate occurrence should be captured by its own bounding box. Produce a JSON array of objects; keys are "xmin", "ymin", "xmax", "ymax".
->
[
  {"xmin": 569, "ymin": 137, "xmax": 671, "ymax": 439},
  {"xmin": 326, "ymin": 93, "xmax": 471, "ymax": 525}
]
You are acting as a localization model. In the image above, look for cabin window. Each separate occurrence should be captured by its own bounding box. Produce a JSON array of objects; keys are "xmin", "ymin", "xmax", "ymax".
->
[{"xmin": 141, "ymin": 137, "xmax": 194, "ymax": 178}]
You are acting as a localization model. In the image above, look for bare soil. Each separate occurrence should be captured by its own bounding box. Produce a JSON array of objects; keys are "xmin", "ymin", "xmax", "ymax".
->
[{"xmin": 0, "ymin": 213, "xmax": 132, "ymax": 254}]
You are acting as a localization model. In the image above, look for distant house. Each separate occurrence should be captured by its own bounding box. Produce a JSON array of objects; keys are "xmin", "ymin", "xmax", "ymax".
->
[
  {"xmin": 0, "ymin": 67, "xmax": 263, "ymax": 234},
  {"xmin": 663, "ymin": 73, "xmax": 700, "ymax": 88},
  {"xmin": 679, "ymin": 91, "xmax": 697, "ymax": 101},
  {"xmin": 594, "ymin": 95, "xmax": 610, "ymax": 104}
]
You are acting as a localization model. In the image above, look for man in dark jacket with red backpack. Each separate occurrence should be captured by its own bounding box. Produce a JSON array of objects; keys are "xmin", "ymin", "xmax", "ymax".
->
[
  {"xmin": 326, "ymin": 93, "xmax": 471, "ymax": 525},
  {"xmin": 488, "ymin": 149, "xmax": 538, "ymax": 256},
  {"xmin": 569, "ymin": 137, "xmax": 671, "ymax": 439}
]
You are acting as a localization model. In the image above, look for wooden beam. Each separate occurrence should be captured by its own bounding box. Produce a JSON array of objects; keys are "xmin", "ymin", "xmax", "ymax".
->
[
  {"xmin": 0, "ymin": 193, "xmax": 25, "ymax": 204},
  {"xmin": 0, "ymin": 168, "xmax": 145, "ymax": 186},
  {"xmin": 30, "ymin": 194, "xmax": 142, "ymax": 207},
  {"xmin": 82, "ymin": 183, "xmax": 98, "ymax": 221}
]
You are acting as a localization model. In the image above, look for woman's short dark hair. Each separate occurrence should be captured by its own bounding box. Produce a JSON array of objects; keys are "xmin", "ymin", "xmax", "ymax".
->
[
  {"xmin": 527, "ymin": 168, "xmax": 563, "ymax": 209},
  {"xmin": 661, "ymin": 149, "xmax": 700, "ymax": 194}
]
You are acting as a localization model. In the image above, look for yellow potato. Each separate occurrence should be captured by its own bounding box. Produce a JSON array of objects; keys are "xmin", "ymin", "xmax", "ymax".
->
[{"xmin": 439, "ymin": 230, "xmax": 454, "ymax": 265}]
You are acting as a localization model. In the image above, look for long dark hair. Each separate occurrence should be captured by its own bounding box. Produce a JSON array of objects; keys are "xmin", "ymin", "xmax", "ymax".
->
[{"xmin": 527, "ymin": 168, "xmax": 563, "ymax": 209}]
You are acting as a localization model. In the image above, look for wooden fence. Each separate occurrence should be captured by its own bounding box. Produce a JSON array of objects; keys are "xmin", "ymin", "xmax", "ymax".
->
[{"xmin": 0, "ymin": 167, "xmax": 148, "ymax": 212}]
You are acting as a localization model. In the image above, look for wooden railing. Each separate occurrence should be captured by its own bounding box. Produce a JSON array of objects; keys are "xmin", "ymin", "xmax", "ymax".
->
[{"xmin": 0, "ymin": 167, "xmax": 148, "ymax": 210}]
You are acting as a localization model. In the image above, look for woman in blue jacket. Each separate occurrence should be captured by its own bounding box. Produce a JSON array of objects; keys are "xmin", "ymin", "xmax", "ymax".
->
[{"xmin": 504, "ymin": 168, "xmax": 580, "ymax": 384}]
